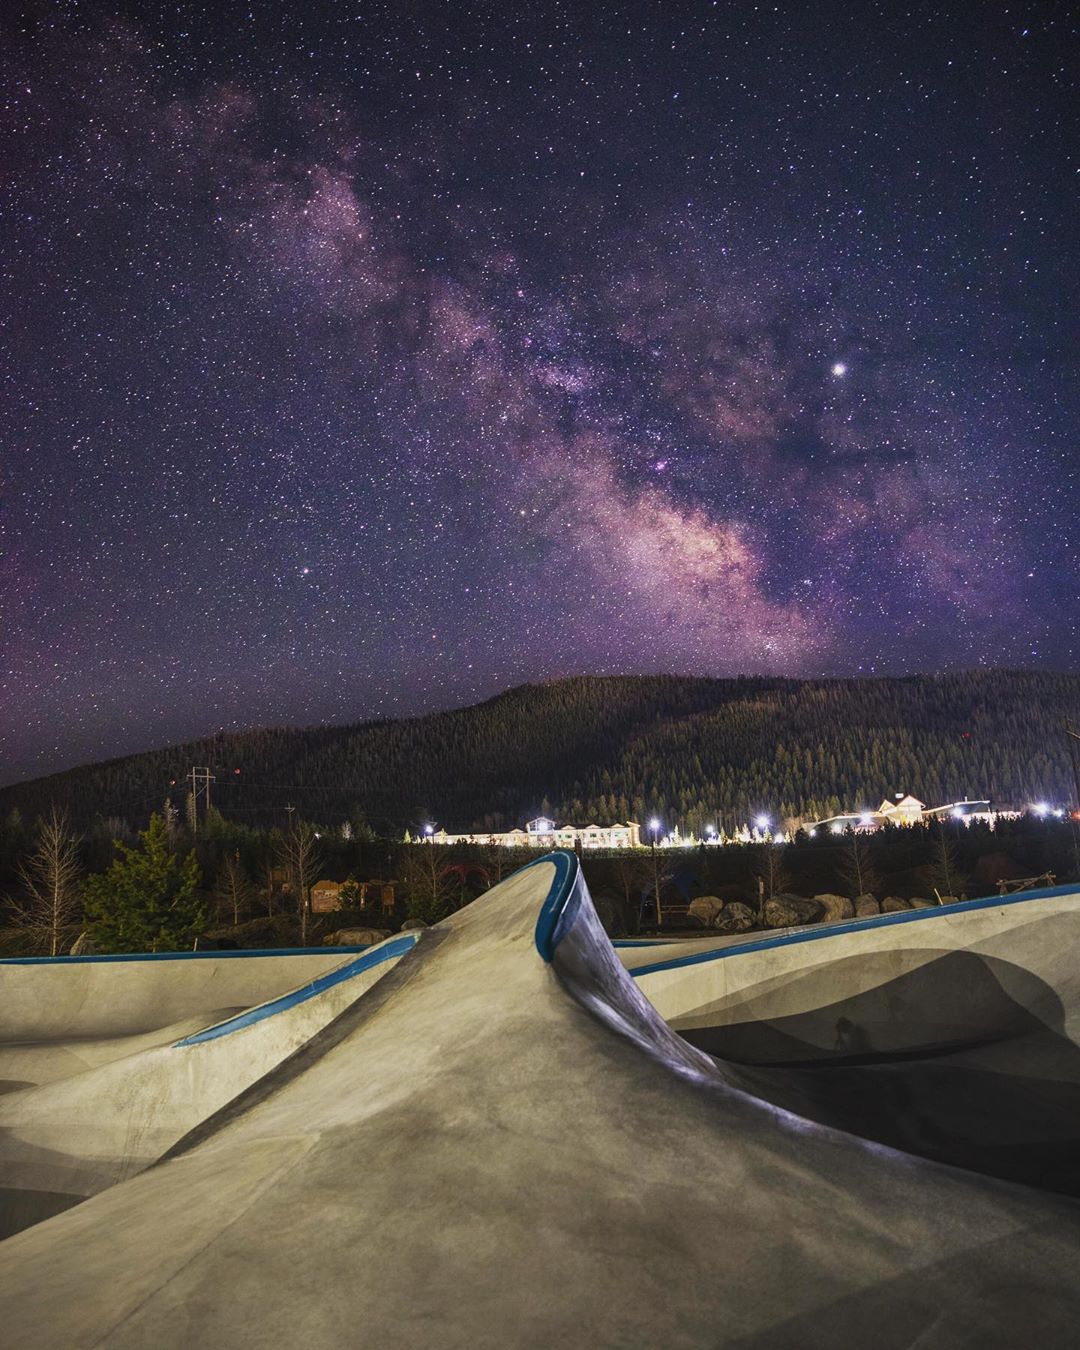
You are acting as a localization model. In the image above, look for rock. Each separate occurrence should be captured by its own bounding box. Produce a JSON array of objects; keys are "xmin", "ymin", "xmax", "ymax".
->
[
  {"xmin": 814, "ymin": 893, "xmax": 854, "ymax": 922},
  {"xmin": 715, "ymin": 901, "xmax": 756, "ymax": 933},
  {"xmin": 687, "ymin": 896, "xmax": 725, "ymax": 927},
  {"xmin": 882, "ymin": 896, "xmax": 911, "ymax": 913},
  {"xmin": 909, "ymin": 896, "xmax": 938, "ymax": 909},
  {"xmin": 763, "ymin": 894, "xmax": 822, "ymax": 929},
  {"xmin": 400, "ymin": 919, "xmax": 428, "ymax": 932},
  {"xmin": 854, "ymin": 894, "xmax": 879, "ymax": 917},
  {"xmin": 324, "ymin": 927, "xmax": 392, "ymax": 946}
]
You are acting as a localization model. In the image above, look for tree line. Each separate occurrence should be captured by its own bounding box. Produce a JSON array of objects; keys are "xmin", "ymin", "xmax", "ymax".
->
[{"xmin": 2, "ymin": 671, "xmax": 1078, "ymax": 841}]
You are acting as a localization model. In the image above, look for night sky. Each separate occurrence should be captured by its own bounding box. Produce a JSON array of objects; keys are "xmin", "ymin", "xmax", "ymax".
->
[{"xmin": 2, "ymin": 2, "xmax": 1077, "ymax": 784}]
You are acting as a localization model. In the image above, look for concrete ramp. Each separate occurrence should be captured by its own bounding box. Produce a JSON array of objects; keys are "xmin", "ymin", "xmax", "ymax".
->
[
  {"xmin": 0, "ymin": 852, "xmax": 1078, "ymax": 1347},
  {"xmin": 0, "ymin": 937, "xmax": 418, "ymax": 1231}
]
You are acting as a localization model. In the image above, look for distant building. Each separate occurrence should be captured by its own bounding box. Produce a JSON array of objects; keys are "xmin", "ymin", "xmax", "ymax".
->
[
  {"xmin": 431, "ymin": 817, "xmax": 642, "ymax": 850},
  {"xmin": 806, "ymin": 793, "xmax": 997, "ymax": 836},
  {"xmin": 310, "ymin": 880, "xmax": 396, "ymax": 914}
]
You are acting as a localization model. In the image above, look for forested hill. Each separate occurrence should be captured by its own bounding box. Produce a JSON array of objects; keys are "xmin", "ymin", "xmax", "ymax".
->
[{"xmin": 3, "ymin": 671, "xmax": 1078, "ymax": 836}]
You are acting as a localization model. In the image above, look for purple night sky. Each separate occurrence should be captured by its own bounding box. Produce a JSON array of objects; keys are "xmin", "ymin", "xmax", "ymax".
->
[{"xmin": 2, "ymin": 2, "xmax": 1077, "ymax": 783}]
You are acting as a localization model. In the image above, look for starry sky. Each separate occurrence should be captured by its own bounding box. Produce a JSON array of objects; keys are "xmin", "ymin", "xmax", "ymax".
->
[{"xmin": 2, "ymin": 1, "xmax": 1077, "ymax": 784}]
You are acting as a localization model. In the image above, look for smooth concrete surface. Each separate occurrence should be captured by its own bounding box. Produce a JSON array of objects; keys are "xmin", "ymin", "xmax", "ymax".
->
[
  {"xmin": 0, "ymin": 938, "xmax": 416, "ymax": 1215},
  {"xmin": 0, "ymin": 854, "xmax": 1078, "ymax": 1347},
  {"xmin": 0, "ymin": 948, "xmax": 373, "ymax": 1042},
  {"xmin": 626, "ymin": 887, "xmax": 1080, "ymax": 1058}
]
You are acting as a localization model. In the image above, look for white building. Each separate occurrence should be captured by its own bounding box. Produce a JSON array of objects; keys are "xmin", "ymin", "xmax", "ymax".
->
[
  {"xmin": 430, "ymin": 817, "xmax": 642, "ymax": 850},
  {"xmin": 806, "ymin": 794, "xmax": 997, "ymax": 836}
]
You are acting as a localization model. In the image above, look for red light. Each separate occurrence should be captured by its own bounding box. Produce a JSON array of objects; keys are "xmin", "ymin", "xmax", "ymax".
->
[{"xmin": 234, "ymin": 768, "xmax": 241, "ymax": 775}]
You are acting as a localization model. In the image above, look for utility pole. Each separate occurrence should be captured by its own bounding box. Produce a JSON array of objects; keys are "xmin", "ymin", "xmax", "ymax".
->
[{"xmin": 188, "ymin": 767, "xmax": 215, "ymax": 837}]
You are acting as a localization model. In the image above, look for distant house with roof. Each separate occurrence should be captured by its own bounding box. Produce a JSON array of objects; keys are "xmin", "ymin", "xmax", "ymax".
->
[
  {"xmin": 430, "ymin": 817, "xmax": 641, "ymax": 850},
  {"xmin": 805, "ymin": 793, "xmax": 996, "ymax": 836}
]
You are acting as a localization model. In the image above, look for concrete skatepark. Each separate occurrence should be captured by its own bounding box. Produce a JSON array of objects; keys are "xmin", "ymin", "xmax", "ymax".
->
[{"xmin": 1, "ymin": 853, "xmax": 1080, "ymax": 1346}]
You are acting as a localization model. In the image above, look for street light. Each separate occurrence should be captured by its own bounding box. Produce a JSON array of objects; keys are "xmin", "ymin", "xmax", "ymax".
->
[
  {"xmin": 1033, "ymin": 803, "xmax": 1050, "ymax": 818},
  {"xmin": 754, "ymin": 814, "xmax": 770, "ymax": 835},
  {"xmin": 648, "ymin": 818, "xmax": 662, "ymax": 928}
]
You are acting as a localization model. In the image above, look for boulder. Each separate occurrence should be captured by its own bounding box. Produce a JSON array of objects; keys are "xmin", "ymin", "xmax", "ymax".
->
[
  {"xmin": 687, "ymin": 896, "xmax": 725, "ymax": 928},
  {"xmin": 324, "ymin": 927, "xmax": 392, "ymax": 947},
  {"xmin": 763, "ymin": 894, "xmax": 823, "ymax": 929},
  {"xmin": 715, "ymin": 901, "xmax": 756, "ymax": 933},
  {"xmin": 853, "ymin": 894, "xmax": 879, "ymax": 917},
  {"xmin": 814, "ymin": 893, "xmax": 854, "ymax": 923},
  {"xmin": 909, "ymin": 896, "xmax": 938, "ymax": 909},
  {"xmin": 882, "ymin": 896, "xmax": 911, "ymax": 913}
]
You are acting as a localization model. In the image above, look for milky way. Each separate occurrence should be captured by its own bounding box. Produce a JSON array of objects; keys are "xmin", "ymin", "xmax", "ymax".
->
[{"xmin": 1, "ymin": 2, "xmax": 1077, "ymax": 782}]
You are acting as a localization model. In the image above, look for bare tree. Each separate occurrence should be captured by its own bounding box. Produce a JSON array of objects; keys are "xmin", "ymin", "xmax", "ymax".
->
[
  {"xmin": 839, "ymin": 831, "xmax": 880, "ymax": 901},
  {"xmin": 9, "ymin": 809, "xmax": 82, "ymax": 955},
  {"xmin": 752, "ymin": 841, "xmax": 792, "ymax": 913},
  {"xmin": 215, "ymin": 849, "xmax": 252, "ymax": 926},
  {"xmin": 401, "ymin": 843, "xmax": 454, "ymax": 925},
  {"xmin": 930, "ymin": 821, "xmax": 967, "ymax": 902},
  {"xmin": 277, "ymin": 822, "xmax": 322, "ymax": 946}
]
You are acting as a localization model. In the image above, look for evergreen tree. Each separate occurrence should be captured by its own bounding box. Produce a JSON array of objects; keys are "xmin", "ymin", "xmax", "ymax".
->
[{"xmin": 83, "ymin": 814, "xmax": 204, "ymax": 952}]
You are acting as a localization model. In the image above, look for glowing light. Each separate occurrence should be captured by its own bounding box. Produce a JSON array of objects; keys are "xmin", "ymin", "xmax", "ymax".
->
[
  {"xmin": 807, "ymin": 828, "xmax": 817, "ymax": 838},
  {"xmin": 649, "ymin": 817, "xmax": 661, "ymax": 832},
  {"xmin": 831, "ymin": 361, "xmax": 847, "ymax": 377},
  {"xmin": 424, "ymin": 823, "xmax": 434, "ymax": 835},
  {"xmin": 754, "ymin": 815, "xmax": 770, "ymax": 831},
  {"xmin": 859, "ymin": 812, "xmax": 874, "ymax": 827},
  {"xmin": 951, "ymin": 806, "xmax": 964, "ymax": 818},
  {"xmin": 1033, "ymin": 802, "xmax": 1050, "ymax": 817},
  {"xmin": 1053, "ymin": 808, "xmax": 1065, "ymax": 818},
  {"xmin": 830, "ymin": 823, "xmax": 844, "ymax": 835}
]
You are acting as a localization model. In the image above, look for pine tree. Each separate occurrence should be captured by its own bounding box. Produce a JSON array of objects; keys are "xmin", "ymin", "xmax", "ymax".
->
[{"xmin": 84, "ymin": 813, "xmax": 203, "ymax": 952}]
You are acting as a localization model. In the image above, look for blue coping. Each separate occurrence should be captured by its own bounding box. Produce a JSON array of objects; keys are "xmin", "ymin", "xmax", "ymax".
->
[
  {"xmin": 0, "ymin": 945, "xmax": 375, "ymax": 966},
  {"xmin": 625, "ymin": 881, "xmax": 1080, "ymax": 977},
  {"xmin": 531, "ymin": 851, "xmax": 581, "ymax": 962},
  {"xmin": 173, "ymin": 934, "xmax": 420, "ymax": 1045}
]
